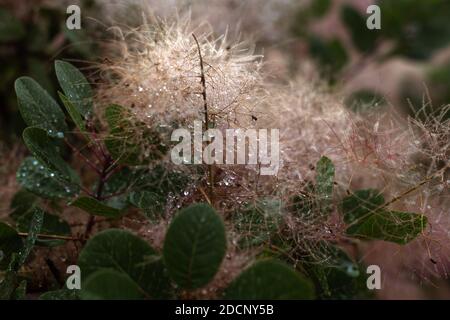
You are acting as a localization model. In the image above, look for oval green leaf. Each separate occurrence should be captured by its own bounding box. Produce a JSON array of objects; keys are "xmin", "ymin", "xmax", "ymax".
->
[
  {"xmin": 0, "ymin": 223, "xmax": 22, "ymax": 270},
  {"xmin": 15, "ymin": 208, "xmax": 44, "ymax": 269},
  {"xmin": 163, "ymin": 203, "xmax": 226, "ymax": 289},
  {"xmin": 224, "ymin": 259, "xmax": 315, "ymax": 299},
  {"xmin": 70, "ymin": 197, "xmax": 122, "ymax": 218},
  {"xmin": 55, "ymin": 60, "xmax": 92, "ymax": 118},
  {"xmin": 17, "ymin": 209, "xmax": 71, "ymax": 247},
  {"xmin": 81, "ymin": 269, "xmax": 145, "ymax": 300},
  {"xmin": 78, "ymin": 229, "xmax": 171, "ymax": 299},
  {"xmin": 342, "ymin": 189, "xmax": 428, "ymax": 244},
  {"xmin": 58, "ymin": 92, "xmax": 87, "ymax": 134},
  {"xmin": 22, "ymin": 127, "xmax": 78, "ymax": 183},
  {"xmin": 17, "ymin": 157, "xmax": 79, "ymax": 199},
  {"xmin": 15, "ymin": 77, "xmax": 67, "ymax": 137},
  {"xmin": 9, "ymin": 189, "xmax": 38, "ymax": 221}
]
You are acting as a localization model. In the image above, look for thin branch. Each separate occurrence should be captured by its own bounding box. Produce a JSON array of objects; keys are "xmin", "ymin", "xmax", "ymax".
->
[
  {"xmin": 45, "ymin": 258, "xmax": 64, "ymax": 286},
  {"xmin": 192, "ymin": 34, "xmax": 209, "ymax": 129},
  {"xmin": 379, "ymin": 167, "xmax": 446, "ymax": 210},
  {"xmin": 347, "ymin": 163, "xmax": 450, "ymax": 227},
  {"xmin": 17, "ymin": 232, "xmax": 80, "ymax": 241},
  {"xmin": 100, "ymin": 188, "xmax": 129, "ymax": 201},
  {"xmin": 193, "ymin": 33, "xmax": 215, "ymax": 205},
  {"xmin": 198, "ymin": 186, "xmax": 212, "ymax": 205},
  {"xmin": 82, "ymin": 156, "xmax": 113, "ymax": 241},
  {"xmin": 64, "ymin": 138, "xmax": 102, "ymax": 175},
  {"xmin": 86, "ymin": 118, "xmax": 109, "ymax": 162},
  {"xmin": 80, "ymin": 185, "xmax": 96, "ymax": 198}
]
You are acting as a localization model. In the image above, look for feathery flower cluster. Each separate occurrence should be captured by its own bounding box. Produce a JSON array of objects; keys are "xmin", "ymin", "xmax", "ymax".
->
[{"xmin": 92, "ymin": 16, "xmax": 449, "ymax": 295}]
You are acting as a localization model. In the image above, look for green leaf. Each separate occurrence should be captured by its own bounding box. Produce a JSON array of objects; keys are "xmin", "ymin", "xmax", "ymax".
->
[
  {"xmin": 17, "ymin": 157, "xmax": 79, "ymax": 199},
  {"xmin": 55, "ymin": 60, "xmax": 92, "ymax": 118},
  {"xmin": 131, "ymin": 165, "xmax": 190, "ymax": 197},
  {"xmin": 0, "ymin": 223, "xmax": 22, "ymax": 270},
  {"xmin": 17, "ymin": 210, "xmax": 71, "ymax": 247},
  {"xmin": 315, "ymin": 156, "xmax": 335, "ymax": 215},
  {"xmin": 234, "ymin": 198, "xmax": 283, "ymax": 249},
  {"xmin": 104, "ymin": 105, "xmax": 168, "ymax": 165},
  {"xmin": 302, "ymin": 243, "xmax": 371, "ymax": 299},
  {"xmin": 341, "ymin": 5, "xmax": 379, "ymax": 52},
  {"xmin": 58, "ymin": 92, "xmax": 87, "ymax": 134},
  {"xmin": 346, "ymin": 210, "xmax": 427, "ymax": 245},
  {"xmin": 16, "ymin": 208, "xmax": 44, "ymax": 269},
  {"xmin": 98, "ymin": 168, "xmax": 132, "ymax": 210},
  {"xmin": 129, "ymin": 191, "xmax": 165, "ymax": 221},
  {"xmin": 70, "ymin": 197, "xmax": 122, "ymax": 218},
  {"xmin": 81, "ymin": 269, "xmax": 145, "ymax": 300},
  {"xmin": 342, "ymin": 189, "xmax": 385, "ymax": 224},
  {"xmin": 9, "ymin": 190, "xmax": 38, "ymax": 221},
  {"xmin": 0, "ymin": 9, "xmax": 25, "ymax": 42},
  {"xmin": 163, "ymin": 203, "xmax": 226, "ymax": 289},
  {"xmin": 22, "ymin": 127, "xmax": 78, "ymax": 183},
  {"xmin": 78, "ymin": 229, "xmax": 171, "ymax": 299},
  {"xmin": 224, "ymin": 259, "xmax": 315, "ymax": 299},
  {"xmin": 40, "ymin": 289, "xmax": 79, "ymax": 300},
  {"xmin": 106, "ymin": 165, "xmax": 189, "ymax": 215},
  {"xmin": 342, "ymin": 189, "xmax": 427, "ymax": 244},
  {"xmin": 129, "ymin": 190, "xmax": 158, "ymax": 209},
  {"xmin": 15, "ymin": 77, "xmax": 67, "ymax": 137}
]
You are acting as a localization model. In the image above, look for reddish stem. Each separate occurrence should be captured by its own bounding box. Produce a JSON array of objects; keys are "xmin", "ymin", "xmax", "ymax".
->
[{"xmin": 65, "ymin": 138, "xmax": 102, "ymax": 175}]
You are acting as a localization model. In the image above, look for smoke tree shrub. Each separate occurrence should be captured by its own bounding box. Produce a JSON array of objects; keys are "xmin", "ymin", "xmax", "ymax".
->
[{"xmin": 0, "ymin": 20, "xmax": 443, "ymax": 300}]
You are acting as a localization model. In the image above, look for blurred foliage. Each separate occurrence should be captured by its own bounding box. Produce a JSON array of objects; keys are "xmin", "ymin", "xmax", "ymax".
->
[
  {"xmin": 291, "ymin": 0, "xmax": 450, "ymax": 115},
  {"xmin": 380, "ymin": 0, "xmax": 450, "ymax": 60}
]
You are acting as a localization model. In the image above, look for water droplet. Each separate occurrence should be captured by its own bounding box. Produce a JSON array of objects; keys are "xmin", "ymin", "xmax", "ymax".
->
[{"xmin": 343, "ymin": 262, "xmax": 360, "ymax": 277}]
